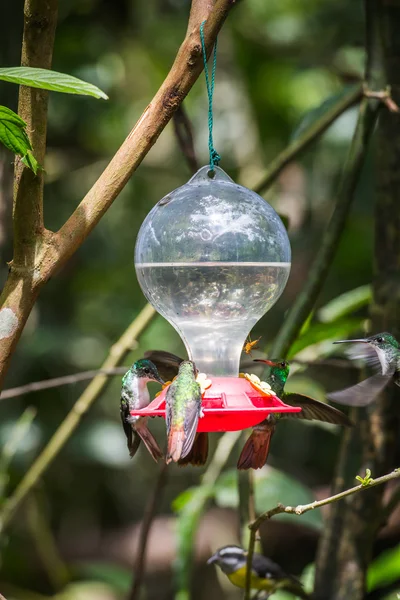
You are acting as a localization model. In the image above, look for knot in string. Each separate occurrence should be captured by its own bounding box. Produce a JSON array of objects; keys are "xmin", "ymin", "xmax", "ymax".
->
[{"xmin": 199, "ymin": 20, "xmax": 220, "ymax": 172}]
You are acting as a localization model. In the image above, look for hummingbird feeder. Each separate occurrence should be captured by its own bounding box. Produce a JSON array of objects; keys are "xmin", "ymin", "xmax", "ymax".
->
[{"xmin": 131, "ymin": 165, "xmax": 301, "ymax": 432}]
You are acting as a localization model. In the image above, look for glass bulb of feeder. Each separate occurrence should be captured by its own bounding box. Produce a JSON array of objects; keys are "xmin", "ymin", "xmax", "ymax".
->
[{"xmin": 135, "ymin": 166, "xmax": 291, "ymax": 377}]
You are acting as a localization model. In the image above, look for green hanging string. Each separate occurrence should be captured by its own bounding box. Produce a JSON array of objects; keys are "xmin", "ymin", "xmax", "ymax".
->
[{"xmin": 200, "ymin": 20, "xmax": 221, "ymax": 172}]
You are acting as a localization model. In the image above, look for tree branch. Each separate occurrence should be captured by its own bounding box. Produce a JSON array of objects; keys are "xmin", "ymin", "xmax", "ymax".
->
[
  {"xmin": 0, "ymin": 0, "xmax": 58, "ymax": 388},
  {"xmin": 244, "ymin": 468, "xmax": 400, "ymax": 600},
  {"xmin": 253, "ymin": 85, "xmax": 362, "ymax": 195},
  {"xmin": 13, "ymin": 0, "xmax": 58, "ymax": 265},
  {"xmin": 0, "ymin": 304, "xmax": 155, "ymax": 533}
]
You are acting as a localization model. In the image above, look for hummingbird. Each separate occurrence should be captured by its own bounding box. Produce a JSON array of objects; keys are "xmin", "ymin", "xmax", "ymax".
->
[
  {"xmin": 120, "ymin": 359, "xmax": 164, "ymax": 462},
  {"xmin": 327, "ymin": 332, "xmax": 400, "ymax": 406},
  {"xmin": 237, "ymin": 359, "xmax": 353, "ymax": 470},
  {"xmin": 165, "ymin": 360, "xmax": 202, "ymax": 464},
  {"xmin": 144, "ymin": 350, "xmax": 209, "ymax": 466}
]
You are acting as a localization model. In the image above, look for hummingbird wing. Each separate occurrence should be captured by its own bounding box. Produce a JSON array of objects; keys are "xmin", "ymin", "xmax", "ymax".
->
[
  {"xmin": 344, "ymin": 343, "xmax": 383, "ymax": 372},
  {"xmin": 181, "ymin": 386, "xmax": 202, "ymax": 459},
  {"xmin": 144, "ymin": 350, "xmax": 184, "ymax": 382},
  {"xmin": 283, "ymin": 393, "xmax": 353, "ymax": 426},
  {"xmin": 327, "ymin": 372, "xmax": 393, "ymax": 406},
  {"xmin": 120, "ymin": 399, "xmax": 142, "ymax": 458},
  {"xmin": 165, "ymin": 378, "xmax": 202, "ymax": 462}
]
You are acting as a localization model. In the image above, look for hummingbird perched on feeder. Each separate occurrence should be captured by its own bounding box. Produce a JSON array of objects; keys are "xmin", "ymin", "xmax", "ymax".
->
[
  {"xmin": 165, "ymin": 360, "xmax": 203, "ymax": 464},
  {"xmin": 144, "ymin": 350, "xmax": 209, "ymax": 466},
  {"xmin": 327, "ymin": 332, "xmax": 400, "ymax": 406},
  {"xmin": 237, "ymin": 359, "xmax": 353, "ymax": 470},
  {"xmin": 120, "ymin": 359, "xmax": 164, "ymax": 462}
]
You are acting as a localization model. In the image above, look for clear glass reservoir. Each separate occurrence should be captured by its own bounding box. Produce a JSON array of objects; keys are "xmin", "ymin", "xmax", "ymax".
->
[{"xmin": 135, "ymin": 166, "xmax": 291, "ymax": 377}]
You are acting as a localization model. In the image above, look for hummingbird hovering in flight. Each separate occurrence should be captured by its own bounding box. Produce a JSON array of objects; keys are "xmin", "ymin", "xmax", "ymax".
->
[
  {"xmin": 237, "ymin": 359, "xmax": 353, "ymax": 470},
  {"xmin": 120, "ymin": 359, "xmax": 164, "ymax": 462},
  {"xmin": 145, "ymin": 350, "xmax": 208, "ymax": 466},
  {"xmin": 327, "ymin": 332, "xmax": 400, "ymax": 406},
  {"xmin": 165, "ymin": 360, "xmax": 202, "ymax": 464}
]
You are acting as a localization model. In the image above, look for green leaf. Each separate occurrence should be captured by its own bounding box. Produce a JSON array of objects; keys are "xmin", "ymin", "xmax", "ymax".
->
[
  {"xmin": 355, "ymin": 468, "xmax": 373, "ymax": 486},
  {"xmin": 0, "ymin": 67, "xmax": 108, "ymax": 99},
  {"xmin": 0, "ymin": 105, "xmax": 41, "ymax": 174},
  {"xmin": 288, "ymin": 318, "xmax": 363, "ymax": 358},
  {"xmin": 0, "ymin": 104, "xmax": 27, "ymax": 127},
  {"xmin": 368, "ymin": 544, "xmax": 400, "ymax": 591},
  {"xmin": 318, "ymin": 285, "xmax": 371, "ymax": 323},
  {"xmin": 21, "ymin": 150, "xmax": 40, "ymax": 175},
  {"xmin": 215, "ymin": 467, "xmax": 322, "ymax": 529},
  {"xmin": 290, "ymin": 84, "xmax": 359, "ymax": 142},
  {"xmin": 0, "ymin": 105, "xmax": 32, "ymax": 155}
]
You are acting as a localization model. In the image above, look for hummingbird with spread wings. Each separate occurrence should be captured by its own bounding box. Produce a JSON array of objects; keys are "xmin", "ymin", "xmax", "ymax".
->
[
  {"xmin": 237, "ymin": 358, "xmax": 353, "ymax": 470},
  {"xmin": 327, "ymin": 332, "xmax": 400, "ymax": 406}
]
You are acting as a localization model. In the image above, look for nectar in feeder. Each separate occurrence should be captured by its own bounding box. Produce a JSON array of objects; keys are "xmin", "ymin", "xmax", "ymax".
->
[{"xmin": 135, "ymin": 166, "xmax": 291, "ymax": 377}]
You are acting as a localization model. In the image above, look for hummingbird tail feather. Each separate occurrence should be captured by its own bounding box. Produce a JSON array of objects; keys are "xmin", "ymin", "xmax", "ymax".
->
[
  {"xmin": 178, "ymin": 432, "xmax": 209, "ymax": 467},
  {"xmin": 135, "ymin": 422, "xmax": 163, "ymax": 462},
  {"xmin": 166, "ymin": 427, "xmax": 185, "ymax": 463},
  {"xmin": 237, "ymin": 427, "xmax": 273, "ymax": 470},
  {"xmin": 128, "ymin": 431, "xmax": 141, "ymax": 458}
]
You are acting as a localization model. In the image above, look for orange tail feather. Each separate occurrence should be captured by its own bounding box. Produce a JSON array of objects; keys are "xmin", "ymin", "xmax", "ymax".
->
[
  {"xmin": 166, "ymin": 427, "xmax": 185, "ymax": 463},
  {"xmin": 237, "ymin": 427, "xmax": 274, "ymax": 470}
]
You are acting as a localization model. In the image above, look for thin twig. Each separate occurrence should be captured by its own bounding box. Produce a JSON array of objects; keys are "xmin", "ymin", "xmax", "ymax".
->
[
  {"xmin": 128, "ymin": 462, "xmax": 168, "ymax": 600},
  {"xmin": 244, "ymin": 468, "xmax": 400, "ymax": 600},
  {"xmin": 173, "ymin": 104, "xmax": 199, "ymax": 173},
  {"xmin": 253, "ymin": 84, "xmax": 363, "ymax": 195},
  {"xmin": 0, "ymin": 304, "xmax": 156, "ymax": 533},
  {"xmin": 1, "ymin": 367, "xmax": 128, "ymax": 400}
]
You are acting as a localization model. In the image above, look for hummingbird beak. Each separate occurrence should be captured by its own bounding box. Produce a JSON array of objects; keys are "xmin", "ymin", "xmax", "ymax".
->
[
  {"xmin": 253, "ymin": 359, "xmax": 275, "ymax": 366},
  {"xmin": 333, "ymin": 339, "xmax": 369, "ymax": 344}
]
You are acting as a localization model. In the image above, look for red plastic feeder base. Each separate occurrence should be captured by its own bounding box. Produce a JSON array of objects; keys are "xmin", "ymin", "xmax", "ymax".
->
[{"xmin": 129, "ymin": 377, "xmax": 301, "ymax": 433}]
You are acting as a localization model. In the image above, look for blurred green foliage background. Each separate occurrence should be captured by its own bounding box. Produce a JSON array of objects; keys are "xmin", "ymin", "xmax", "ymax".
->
[{"xmin": 0, "ymin": 0, "xmax": 399, "ymax": 599}]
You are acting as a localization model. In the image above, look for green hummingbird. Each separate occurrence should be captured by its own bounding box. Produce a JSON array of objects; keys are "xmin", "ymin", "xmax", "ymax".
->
[
  {"xmin": 237, "ymin": 359, "xmax": 353, "ymax": 470},
  {"xmin": 165, "ymin": 360, "xmax": 202, "ymax": 464},
  {"xmin": 144, "ymin": 350, "xmax": 208, "ymax": 466},
  {"xmin": 327, "ymin": 332, "xmax": 400, "ymax": 406},
  {"xmin": 120, "ymin": 359, "xmax": 164, "ymax": 461}
]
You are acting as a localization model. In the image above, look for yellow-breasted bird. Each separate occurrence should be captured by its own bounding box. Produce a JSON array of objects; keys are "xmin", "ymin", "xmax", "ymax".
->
[
  {"xmin": 237, "ymin": 359, "xmax": 353, "ymax": 470},
  {"xmin": 144, "ymin": 350, "xmax": 208, "ymax": 466},
  {"xmin": 207, "ymin": 545, "xmax": 310, "ymax": 599}
]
